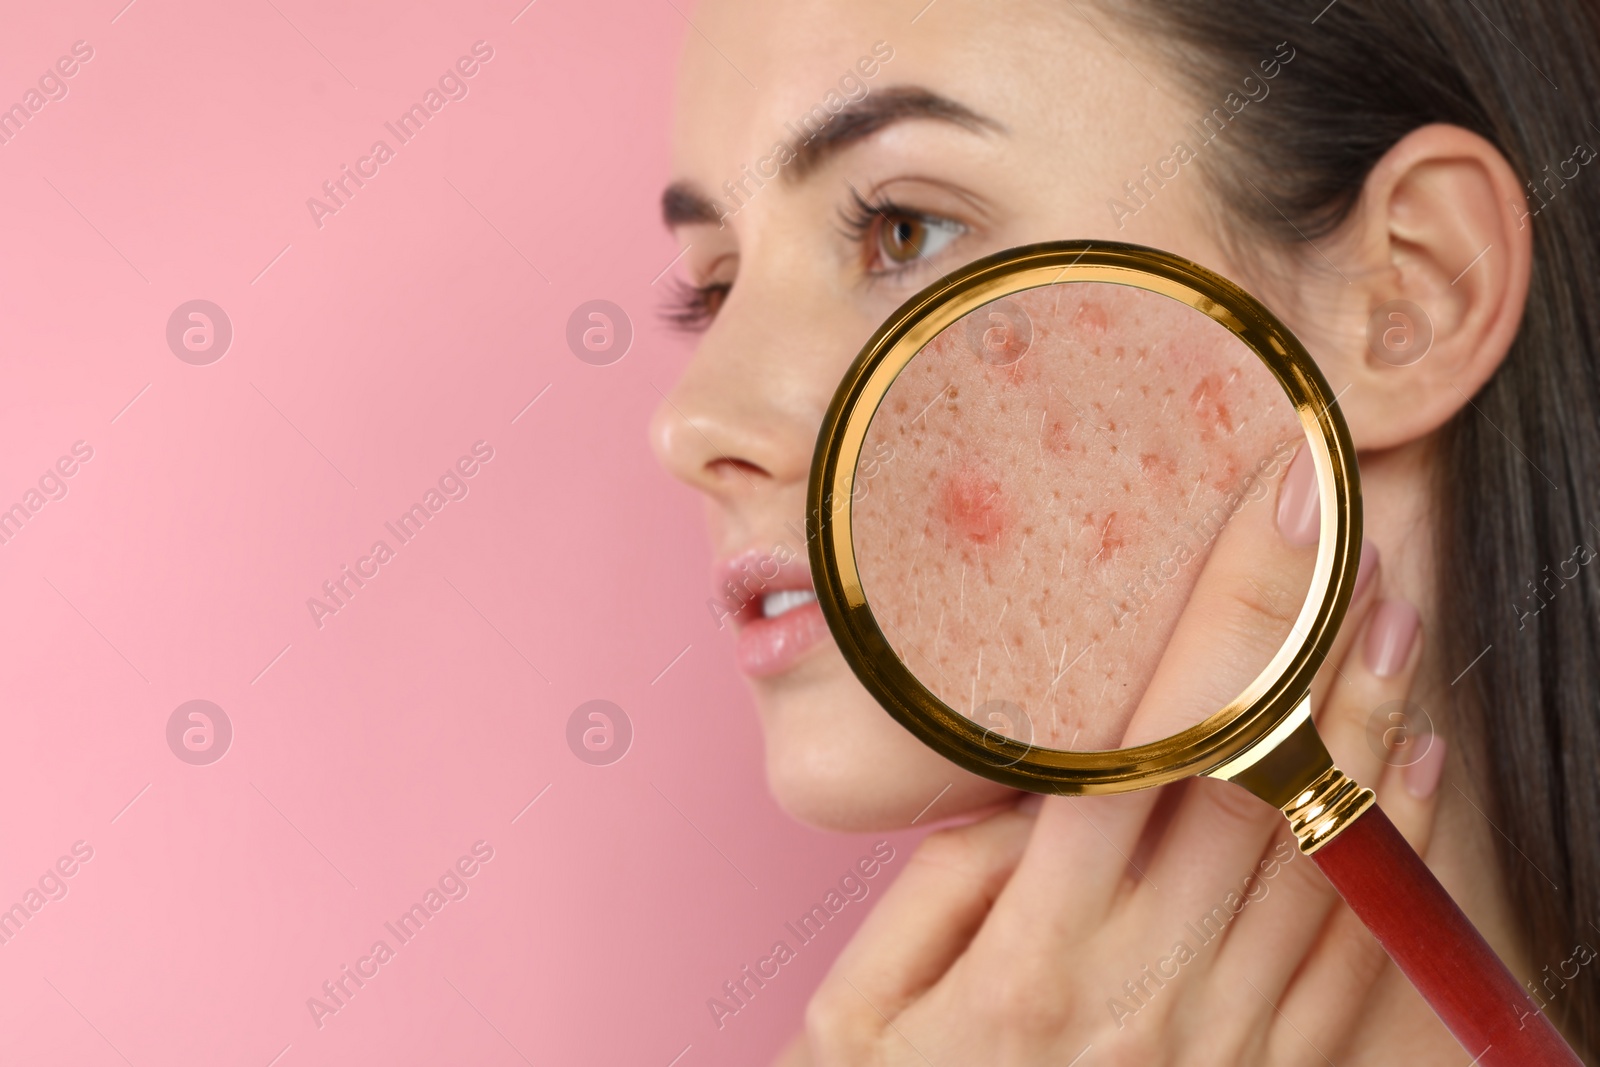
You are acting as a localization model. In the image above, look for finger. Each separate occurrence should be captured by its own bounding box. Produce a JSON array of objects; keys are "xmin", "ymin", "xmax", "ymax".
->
[
  {"xmin": 992, "ymin": 442, "xmax": 1355, "ymax": 950},
  {"xmin": 807, "ymin": 805, "xmax": 1034, "ymax": 1056},
  {"xmin": 1119, "ymin": 439, "xmax": 1374, "ymax": 914},
  {"xmin": 1217, "ymin": 596, "xmax": 1430, "ymax": 1038},
  {"xmin": 1328, "ymin": 596, "xmax": 1434, "ymax": 826},
  {"xmin": 978, "ymin": 789, "xmax": 1167, "ymax": 937},
  {"xmin": 1272, "ymin": 604, "xmax": 1446, "ymax": 1056},
  {"xmin": 1262, "ymin": 762, "xmax": 1448, "ymax": 1065},
  {"xmin": 1135, "ymin": 533, "xmax": 1382, "ymax": 944},
  {"xmin": 1121, "ymin": 441, "xmax": 1348, "ymax": 748}
]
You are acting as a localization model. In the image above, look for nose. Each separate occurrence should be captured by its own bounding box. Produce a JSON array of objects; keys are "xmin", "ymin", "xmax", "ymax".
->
[
  {"xmin": 649, "ymin": 307, "xmax": 818, "ymax": 502},
  {"xmin": 649, "ymin": 383, "xmax": 775, "ymax": 498}
]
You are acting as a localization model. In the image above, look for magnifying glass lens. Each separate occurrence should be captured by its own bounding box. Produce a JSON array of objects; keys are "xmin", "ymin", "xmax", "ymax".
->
[{"xmin": 851, "ymin": 281, "xmax": 1319, "ymax": 752}]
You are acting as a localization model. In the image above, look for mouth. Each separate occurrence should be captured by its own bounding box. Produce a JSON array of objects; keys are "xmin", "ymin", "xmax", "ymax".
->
[{"xmin": 712, "ymin": 546, "xmax": 832, "ymax": 678}]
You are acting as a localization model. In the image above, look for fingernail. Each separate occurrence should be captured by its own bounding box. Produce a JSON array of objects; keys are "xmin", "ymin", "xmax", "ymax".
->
[
  {"xmin": 1404, "ymin": 734, "xmax": 1447, "ymax": 799},
  {"xmin": 1352, "ymin": 539, "xmax": 1380, "ymax": 601},
  {"xmin": 1364, "ymin": 598, "xmax": 1420, "ymax": 677},
  {"xmin": 1276, "ymin": 446, "xmax": 1320, "ymax": 546}
]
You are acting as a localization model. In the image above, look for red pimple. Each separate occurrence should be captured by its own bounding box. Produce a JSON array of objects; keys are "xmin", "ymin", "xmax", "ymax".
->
[
  {"xmin": 970, "ymin": 316, "xmax": 1032, "ymax": 370},
  {"xmin": 1072, "ymin": 300, "xmax": 1110, "ymax": 335},
  {"xmin": 936, "ymin": 465, "xmax": 1008, "ymax": 546},
  {"xmin": 1188, "ymin": 373, "xmax": 1235, "ymax": 439}
]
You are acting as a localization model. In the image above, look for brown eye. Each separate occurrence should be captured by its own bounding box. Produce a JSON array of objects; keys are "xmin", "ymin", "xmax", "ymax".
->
[
  {"xmin": 877, "ymin": 212, "xmax": 930, "ymax": 264},
  {"xmin": 700, "ymin": 283, "xmax": 729, "ymax": 318},
  {"xmin": 664, "ymin": 279, "xmax": 731, "ymax": 331},
  {"xmin": 841, "ymin": 193, "xmax": 966, "ymax": 275}
]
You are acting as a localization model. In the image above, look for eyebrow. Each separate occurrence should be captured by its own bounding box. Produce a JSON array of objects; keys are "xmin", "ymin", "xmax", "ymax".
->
[{"xmin": 661, "ymin": 86, "xmax": 1005, "ymax": 228}]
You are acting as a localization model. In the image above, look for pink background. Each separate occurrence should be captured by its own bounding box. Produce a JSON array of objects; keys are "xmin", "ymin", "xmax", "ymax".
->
[{"xmin": 0, "ymin": 2, "xmax": 916, "ymax": 1063}]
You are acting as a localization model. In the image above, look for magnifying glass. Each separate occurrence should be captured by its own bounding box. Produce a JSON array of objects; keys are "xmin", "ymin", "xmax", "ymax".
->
[{"xmin": 808, "ymin": 242, "xmax": 1581, "ymax": 1066}]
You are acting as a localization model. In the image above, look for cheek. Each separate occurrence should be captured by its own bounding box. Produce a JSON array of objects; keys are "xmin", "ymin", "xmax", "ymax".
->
[{"xmin": 753, "ymin": 662, "xmax": 1014, "ymax": 830}]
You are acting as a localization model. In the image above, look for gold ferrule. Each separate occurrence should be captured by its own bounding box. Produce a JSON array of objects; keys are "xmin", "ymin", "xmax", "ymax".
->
[{"xmin": 1283, "ymin": 766, "xmax": 1374, "ymax": 854}]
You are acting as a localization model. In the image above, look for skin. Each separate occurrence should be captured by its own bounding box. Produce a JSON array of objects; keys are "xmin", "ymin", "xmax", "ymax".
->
[
  {"xmin": 855, "ymin": 282, "xmax": 1307, "ymax": 750},
  {"xmin": 652, "ymin": 0, "xmax": 1536, "ymax": 1061}
]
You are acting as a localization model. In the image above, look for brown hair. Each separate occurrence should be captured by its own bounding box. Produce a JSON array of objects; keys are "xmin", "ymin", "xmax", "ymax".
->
[{"xmin": 1102, "ymin": 0, "xmax": 1600, "ymax": 1053}]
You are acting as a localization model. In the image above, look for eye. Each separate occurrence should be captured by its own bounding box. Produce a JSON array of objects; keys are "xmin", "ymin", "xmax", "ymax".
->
[
  {"xmin": 663, "ymin": 278, "xmax": 731, "ymax": 332},
  {"xmin": 872, "ymin": 211, "xmax": 963, "ymax": 268},
  {"xmin": 841, "ymin": 189, "xmax": 968, "ymax": 276}
]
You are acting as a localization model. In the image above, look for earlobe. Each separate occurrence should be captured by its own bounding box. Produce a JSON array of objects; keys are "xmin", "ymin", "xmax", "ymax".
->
[{"xmin": 1322, "ymin": 124, "xmax": 1534, "ymax": 452}]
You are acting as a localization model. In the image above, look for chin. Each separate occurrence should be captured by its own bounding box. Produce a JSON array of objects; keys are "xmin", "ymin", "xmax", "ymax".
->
[{"xmin": 753, "ymin": 650, "xmax": 1018, "ymax": 832}]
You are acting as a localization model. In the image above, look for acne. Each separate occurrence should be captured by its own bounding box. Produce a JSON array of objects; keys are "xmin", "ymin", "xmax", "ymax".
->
[
  {"xmin": 936, "ymin": 464, "xmax": 1008, "ymax": 547},
  {"xmin": 1211, "ymin": 455, "xmax": 1243, "ymax": 493},
  {"xmin": 1188, "ymin": 373, "xmax": 1236, "ymax": 439},
  {"xmin": 978, "ymin": 348, "xmax": 1038, "ymax": 395},
  {"xmin": 1071, "ymin": 300, "xmax": 1110, "ymax": 335}
]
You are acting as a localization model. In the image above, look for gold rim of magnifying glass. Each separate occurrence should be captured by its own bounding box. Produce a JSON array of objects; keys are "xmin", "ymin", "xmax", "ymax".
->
[{"xmin": 807, "ymin": 240, "xmax": 1362, "ymax": 798}]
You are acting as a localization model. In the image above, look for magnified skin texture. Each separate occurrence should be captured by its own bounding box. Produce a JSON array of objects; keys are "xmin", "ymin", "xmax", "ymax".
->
[{"xmin": 853, "ymin": 282, "xmax": 1308, "ymax": 750}]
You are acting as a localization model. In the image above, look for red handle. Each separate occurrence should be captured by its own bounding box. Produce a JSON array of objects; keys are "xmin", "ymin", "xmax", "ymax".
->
[{"xmin": 1311, "ymin": 803, "xmax": 1584, "ymax": 1065}]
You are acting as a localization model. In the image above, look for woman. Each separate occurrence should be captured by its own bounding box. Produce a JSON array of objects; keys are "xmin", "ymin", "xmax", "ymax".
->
[{"xmin": 651, "ymin": 0, "xmax": 1599, "ymax": 1061}]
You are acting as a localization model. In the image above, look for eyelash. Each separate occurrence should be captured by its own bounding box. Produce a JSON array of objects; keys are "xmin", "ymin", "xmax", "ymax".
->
[
  {"xmin": 836, "ymin": 187, "xmax": 963, "ymax": 275},
  {"xmin": 662, "ymin": 191, "xmax": 966, "ymax": 332},
  {"xmin": 663, "ymin": 277, "xmax": 729, "ymax": 331}
]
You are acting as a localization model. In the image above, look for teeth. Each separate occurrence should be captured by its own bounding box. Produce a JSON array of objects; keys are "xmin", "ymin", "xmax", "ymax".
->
[{"xmin": 762, "ymin": 589, "xmax": 817, "ymax": 618}]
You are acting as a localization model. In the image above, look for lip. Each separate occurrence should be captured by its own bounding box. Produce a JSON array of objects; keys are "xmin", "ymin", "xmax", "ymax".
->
[{"xmin": 711, "ymin": 545, "xmax": 831, "ymax": 678}]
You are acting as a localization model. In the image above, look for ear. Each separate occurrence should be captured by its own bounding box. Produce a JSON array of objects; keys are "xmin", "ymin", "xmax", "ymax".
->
[{"xmin": 1303, "ymin": 123, "xmax": 1534, "ymax": 451}]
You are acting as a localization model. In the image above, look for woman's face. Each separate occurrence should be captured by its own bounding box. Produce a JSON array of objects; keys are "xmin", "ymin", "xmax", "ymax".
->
[{"xmin": 652, "ymin": 0, "xmax": 1281, "ymax": 829}]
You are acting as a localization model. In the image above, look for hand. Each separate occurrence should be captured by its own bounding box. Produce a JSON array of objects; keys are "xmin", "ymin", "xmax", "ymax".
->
[{"xmin": 782, "ymin": 451, "xmax": 1447, "ymax": 1066}]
